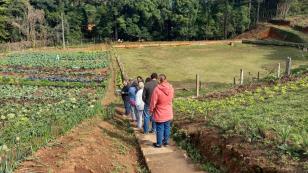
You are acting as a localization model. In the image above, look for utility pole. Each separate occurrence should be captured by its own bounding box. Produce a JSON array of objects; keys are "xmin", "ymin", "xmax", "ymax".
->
[{"xmin": 61, "ymin": 12, "xmax": 65, "ymax": 48}]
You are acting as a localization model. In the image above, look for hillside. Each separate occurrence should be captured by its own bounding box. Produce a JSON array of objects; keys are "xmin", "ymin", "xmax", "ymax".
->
[{"xmin": 236, "ymin": 23, "xmax": 308, "ymax": 43}]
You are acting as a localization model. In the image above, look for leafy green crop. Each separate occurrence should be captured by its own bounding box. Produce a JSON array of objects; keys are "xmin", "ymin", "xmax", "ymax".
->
[
  {"xmin": 174, "ymin": 77, "xmax": 308, "ymax": 157},
  {"xmin": 0, "ymin": 52, "xmax": 108, "ymax": 69},
  {"xmin": 0, "ymin": 50, "xmax": 110, "ymax": 172}
]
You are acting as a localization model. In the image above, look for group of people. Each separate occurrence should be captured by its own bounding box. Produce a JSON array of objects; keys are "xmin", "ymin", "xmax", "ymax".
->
[{"xmin": 121, "ymin": 73, "xmax": 174, "ymax": 148}]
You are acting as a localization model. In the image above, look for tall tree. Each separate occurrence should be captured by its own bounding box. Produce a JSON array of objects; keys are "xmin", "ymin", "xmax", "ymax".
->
[
  {"xmin": 9, "ymin": 0, "xmax": 46, "ymax": 46},
  {"xmin": 0, "ymin": 0, "xmax": 10, "ymax": 42},
  {"xmin": 1, "ymin": 0, "xmax": 305, "ymax": 44},
  {"xmin": 276, "ymin": 0, "xmax": 293, "ymax": 18},
  {"xmin": 170, "ymin": 0, "xmax": 199, "ymax": 40}
]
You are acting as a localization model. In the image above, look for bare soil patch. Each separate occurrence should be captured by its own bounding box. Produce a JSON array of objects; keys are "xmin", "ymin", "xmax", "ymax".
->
[
  {"xmin": 15, "ymin": 117, "xmax": 139, "ymax": 173},
  {"xmin": 235, "ymin": 24, "xmax": 285, "ymax": 41},
  {"xmin": 174, "ymin": 122, "xmax": 307, "ymax": 173}
]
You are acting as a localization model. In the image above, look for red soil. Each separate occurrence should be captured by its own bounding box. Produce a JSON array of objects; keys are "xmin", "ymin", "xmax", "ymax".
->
[
  {"xmin": 189, "ymin": 128, "xmax": 303, "ymax": 172},
  {"xmin": 235, "ymin": 24, "xmax": 285, "ymax": 41}
]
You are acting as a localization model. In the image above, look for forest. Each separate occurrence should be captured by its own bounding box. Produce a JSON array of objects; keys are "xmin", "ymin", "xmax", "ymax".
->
[{"xmin": 0, "ymin": 0, "xmax": 307, "ymax": 46}]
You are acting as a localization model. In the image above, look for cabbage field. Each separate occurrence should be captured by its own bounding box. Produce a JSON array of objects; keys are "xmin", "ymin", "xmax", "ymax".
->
[{"xmin": 0, "ymin": 51, "xmax": 109, "ymax": 172}]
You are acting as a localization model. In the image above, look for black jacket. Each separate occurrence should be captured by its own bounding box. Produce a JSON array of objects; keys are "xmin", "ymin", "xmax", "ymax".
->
[
  {"xmin": 142, "ymin": 79, "xmax": 158, "ymax": 105},
  {"xmin": 121, "ymin": 85, "xmax": 130, "ymax": 101}
]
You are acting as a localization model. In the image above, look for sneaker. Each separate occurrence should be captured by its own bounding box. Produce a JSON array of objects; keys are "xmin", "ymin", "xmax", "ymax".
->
[
  {"xmin": 163, "ymin": 143, "xmax": 169, "ymax": 147},
  {"xmin": 152, "ymin": 143, "xmax": 162, "ymax": 148}
]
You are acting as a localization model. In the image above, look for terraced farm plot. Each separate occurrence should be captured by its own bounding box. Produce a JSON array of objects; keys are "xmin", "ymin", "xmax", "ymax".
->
[
  {"xmin": 0, "ymin": 52, "xmax": 109, "ymax": 86},
  {"xmin": 0, "ymin": 52, "xmax": 108, "ymax": 69},
  {"xmin": 0, "ymin": 51, "xmax": 109, "ymax": 172},
  {"xmin": 117, "ymin": 43, "xmax": 308, "ymax": 87},
  {"xmin": 173, "ymin": 76, "xmax": 308, "ymax": 172}
]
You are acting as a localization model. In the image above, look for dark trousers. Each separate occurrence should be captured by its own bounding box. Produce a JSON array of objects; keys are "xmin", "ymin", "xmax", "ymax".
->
[{"xmin": 123, "ymin": 100, "xmax": 130, "ymax": 115}]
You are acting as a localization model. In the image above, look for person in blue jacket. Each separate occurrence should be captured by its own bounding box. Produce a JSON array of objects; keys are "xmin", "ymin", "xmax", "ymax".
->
[{"xmin": 128, "ymin": 80, "xmax": 138, "ymax": 121}]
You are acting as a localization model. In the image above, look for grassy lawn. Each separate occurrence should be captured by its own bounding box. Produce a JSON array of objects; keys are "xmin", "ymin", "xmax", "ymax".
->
[{"xmin": 117, "ymin": 43, "xmax": 308, "ymax": 87}]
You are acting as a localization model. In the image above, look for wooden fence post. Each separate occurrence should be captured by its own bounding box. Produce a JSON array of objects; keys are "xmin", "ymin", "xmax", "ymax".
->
[
  {"xmin": 285, "ymin": 57, "xmax": 292, "ymax": 76},
  {"xmin": 277, "ymin": 63, "xmax": 281, "ymax": 78},
  {"xmin": 240, "ymin": 69, "xmax": 244, "ymax": 85},
  {"xmin": 233, "ymin": 77, "xmax": 236, "ymax": 85},
  {"xmin": 196, "ymin": 74, "xmax": 200, "ymax": 97},
  {"xmin": 257, "ymin": 72, "xmax": 260, "ymax": 81}
]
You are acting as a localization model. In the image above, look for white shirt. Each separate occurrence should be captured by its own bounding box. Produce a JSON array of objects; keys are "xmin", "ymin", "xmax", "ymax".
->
[{"xmin": 136, "ymin": 89, "xmax": 145, "ymax": 110}]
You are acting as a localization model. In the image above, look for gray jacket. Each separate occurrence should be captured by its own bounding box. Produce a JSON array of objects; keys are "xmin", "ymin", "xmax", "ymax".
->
[{"xmin": 142, "ymin": 79, "xmax": 158, "ymax": 106}]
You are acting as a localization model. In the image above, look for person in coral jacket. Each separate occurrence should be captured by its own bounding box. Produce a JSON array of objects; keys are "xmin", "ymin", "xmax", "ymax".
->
[{"xmin": 150, "ymin": 74, "xmax": 174, "ymax": 148}]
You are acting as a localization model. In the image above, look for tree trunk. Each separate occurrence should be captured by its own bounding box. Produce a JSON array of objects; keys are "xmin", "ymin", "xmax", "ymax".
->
[
  {"xmin": 257, "ymin": 1, "xmax": 261, "ymax": 24},
  {"xmin": 248, "ymin": 0, "xmax": 251, "ymax": 26},
  {"xmin": 61, "ymin": 12, "xmax": 65, "ymax": 48},
  {"xmin": 115, "ymin": 23, "xmax": 118, "ymax": 41},
  {"xmin": 223, "ymin": 10, "xmax": 228, "ymax": 39},
  {"xmin": 277, "ymin": 1, "xmax": 291, "ymax": 19}
]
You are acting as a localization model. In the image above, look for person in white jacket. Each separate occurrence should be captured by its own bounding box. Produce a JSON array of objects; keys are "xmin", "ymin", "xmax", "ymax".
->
[{"xmin": 135, "ymin": 81, "xmax": 145, "ymax": 129}]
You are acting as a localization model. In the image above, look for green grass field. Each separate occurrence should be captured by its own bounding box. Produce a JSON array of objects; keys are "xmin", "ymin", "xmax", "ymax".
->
[{"xmin": 117, "ymin": 43, "xmax": 308, "ymax": 87}]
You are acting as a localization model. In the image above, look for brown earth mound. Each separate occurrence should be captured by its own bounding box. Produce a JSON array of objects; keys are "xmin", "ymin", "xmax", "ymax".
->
[
  {"xmin": 235, "ymin": 24, "xmax": 285, "ymax": 41},
  {"xmin": 235, "ymin": 25, "xmax": 271, "ymax": 40}
]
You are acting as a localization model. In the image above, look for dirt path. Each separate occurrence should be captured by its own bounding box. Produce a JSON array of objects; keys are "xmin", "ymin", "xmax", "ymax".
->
[{"xmin": 15, "ymin": 52, "xmax": 142, "ymax": 173}]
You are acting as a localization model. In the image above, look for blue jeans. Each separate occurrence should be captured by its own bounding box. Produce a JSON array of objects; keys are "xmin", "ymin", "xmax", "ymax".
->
[
  {"xmin": 156, "ymin": 121, "xmax": 171, "ymax": 146},
  {"xmin": 143, "ymin": 104, "xmax": 156, "ymax": 133},
  {"xmin": 151, "ymin": 116, "xmax": 156, "ymax": 132}
]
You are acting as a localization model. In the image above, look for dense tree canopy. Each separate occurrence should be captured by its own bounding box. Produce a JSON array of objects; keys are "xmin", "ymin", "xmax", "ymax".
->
[{"xmin": 0, "ymin": 0, "xmax": 306, "ymax": 45}]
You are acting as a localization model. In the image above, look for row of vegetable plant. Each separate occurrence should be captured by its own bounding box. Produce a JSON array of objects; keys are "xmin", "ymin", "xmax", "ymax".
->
[
  {"xmin": 0, "ymin": 51, "xmax": 110, "ymax": 172},
  {"xmin": 0, "ymin": 52, "xmax": 109, "ymax": 69},
  {"xmin": 174, "ymin": 76, "xmax": 308, "ymax": 158}
]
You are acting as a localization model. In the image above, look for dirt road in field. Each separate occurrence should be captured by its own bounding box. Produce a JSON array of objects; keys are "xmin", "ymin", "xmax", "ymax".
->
[
  {"xmin": 15, "ymin": 54, "xmax": 142, "ymax": 173},
  {"xmin": 26, "ymin": 40, "xmax": 241, "ymax": 53}
]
